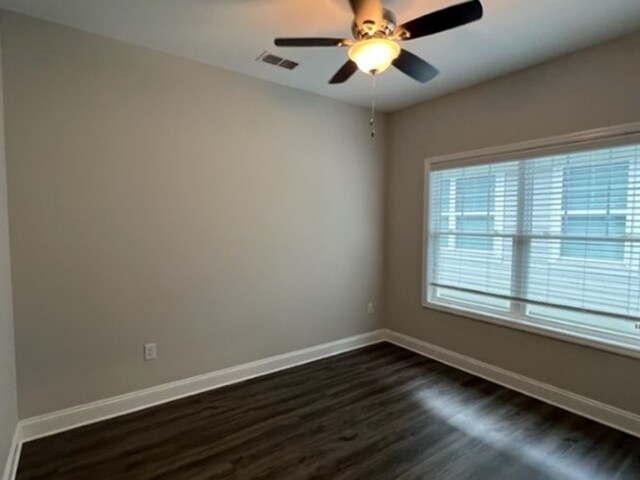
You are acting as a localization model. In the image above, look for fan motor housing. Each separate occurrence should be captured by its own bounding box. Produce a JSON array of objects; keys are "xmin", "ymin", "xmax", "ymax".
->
[{"xmin": 352, "ymin": 8, "xmax": 397, "ymax": 39}]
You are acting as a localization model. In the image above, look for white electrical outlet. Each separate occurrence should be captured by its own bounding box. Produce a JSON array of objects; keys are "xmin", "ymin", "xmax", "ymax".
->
[
  {"xmin": 367, "ymin": 302, "xmax": 374, "ymax": 315},
  {"xmin": 144, "ymin": 343, "xmax": 157, "ymax": 361}
]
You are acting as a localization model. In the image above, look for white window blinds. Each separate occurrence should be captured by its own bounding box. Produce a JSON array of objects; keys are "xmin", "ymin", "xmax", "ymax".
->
[{"xmin": 427, "ymin": 142, "xmax": 640, "ymax": 350}]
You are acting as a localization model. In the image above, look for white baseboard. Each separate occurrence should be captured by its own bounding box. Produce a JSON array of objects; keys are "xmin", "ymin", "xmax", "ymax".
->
[
  {"xmin": 12, "ymin": 326, "xmax": 639, "ymax": 474},
  {"xmin": 385, "ymin": 329, "xmax": 640, "ymax": 438},
  {"xmin": 2, "ymin": 426, "xmax": 21, "ymax": 480},
  {"xmin": 18, "ymin": 329, "xmax": 386, "ymax": 443}
]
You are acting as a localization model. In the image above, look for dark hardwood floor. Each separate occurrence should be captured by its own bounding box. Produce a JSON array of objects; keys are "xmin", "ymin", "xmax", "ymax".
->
[{"xmin": 17, "ymin": 342, "xmax": 640, "ymax": 479}]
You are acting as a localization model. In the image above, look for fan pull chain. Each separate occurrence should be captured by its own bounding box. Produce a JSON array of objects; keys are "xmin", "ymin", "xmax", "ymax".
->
[{"xmin": 370, "ymin": 73, "xmax": 376, "ymax": 139}]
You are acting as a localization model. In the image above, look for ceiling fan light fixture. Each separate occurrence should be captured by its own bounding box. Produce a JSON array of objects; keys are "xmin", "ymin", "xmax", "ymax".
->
[{"xmin": 348, "ymin": 38, "xmax": 400, "ymax": 74}]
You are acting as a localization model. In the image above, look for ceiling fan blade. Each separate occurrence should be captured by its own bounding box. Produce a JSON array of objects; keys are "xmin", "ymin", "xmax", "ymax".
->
[
  {"xmin": 349, "ymin": 0, "xmax": 383, "ymax": 30},
  {"xmin": 274, "ymin": 38, "xmax": 348, "ymax": 47},
  {"xmin": 400, "ymin": 0, "xmax": 483, "ymax": 40},
  {"xmin": 393, "ymin": 49, "xmax": 439, "ymax": 83},
  {"xmin": 329, "ymin": 60, "xmax": 358, "ymax": 84}
]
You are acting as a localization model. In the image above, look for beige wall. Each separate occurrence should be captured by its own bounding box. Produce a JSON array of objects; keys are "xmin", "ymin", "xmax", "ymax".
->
[
  {"xmin": 0, "ymin": 16, "xmax": 18, "ymax": 472},
  {"xmin": 2, "ymin": 13, "xmax": 386, "ymax": 418},
  {"xmin": 386, "ymin": 30, "xmax": 640, "ymax": 415}
]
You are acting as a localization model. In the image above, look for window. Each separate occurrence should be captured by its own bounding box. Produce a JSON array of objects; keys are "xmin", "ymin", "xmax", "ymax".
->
[{"xmin": 426, "ymin": 134, "xmax": 640, "ymax": 355}]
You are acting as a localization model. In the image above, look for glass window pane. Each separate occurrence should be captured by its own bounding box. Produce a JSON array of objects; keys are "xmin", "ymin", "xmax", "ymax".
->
[
  {"xmin": 527, "ymin": 305, "xmax": 638, "ymax": 338},
  {"xmin": 455, "ymin": 216, "xmax": 494, "ymax": 251},
  {"xmin": 561, "ymin": 215, "xmax": 626, "ymax": 260},
  {"xmin": 440, "ymin": 179, "xmax": 451, "ymax": 212},
  {"xmin": 456, "ymin": 175, "xmax": 495, "ymax": 213},
  {"xmin": 562, "ymin": 161, "xmax": 629, "ymax": 211}
]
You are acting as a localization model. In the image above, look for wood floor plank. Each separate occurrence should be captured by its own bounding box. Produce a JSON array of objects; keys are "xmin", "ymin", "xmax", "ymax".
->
[{"xmin": 16, "ymin": 342, "xmax": 640, "ymax": 479}]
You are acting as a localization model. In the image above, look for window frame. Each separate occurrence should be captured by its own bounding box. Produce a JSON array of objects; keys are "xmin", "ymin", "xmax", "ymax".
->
[{"xmin": 422, "ymin": 123, "xmax": 640, "ymax": 360}]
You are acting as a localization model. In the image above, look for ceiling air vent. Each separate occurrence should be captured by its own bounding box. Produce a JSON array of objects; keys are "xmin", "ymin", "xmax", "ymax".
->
[
  {"xmin": 256, "ymin": 51, "xmax": 299, "ymax": 71},
  {"xmin": 262, "ymin": 53, "xmax": 282, "ymax": 65},
  {"xmin": 279, "ymin": 59, "xmax": 299, "ymax": 70}
]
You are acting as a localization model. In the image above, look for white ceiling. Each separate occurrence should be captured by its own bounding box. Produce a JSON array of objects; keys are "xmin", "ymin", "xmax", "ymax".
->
[{"xmin": 3, "ymin": 0, "xmax": 640, "ymax": 112}]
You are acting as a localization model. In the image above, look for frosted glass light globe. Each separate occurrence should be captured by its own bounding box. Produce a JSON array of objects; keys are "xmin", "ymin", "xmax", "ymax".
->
[{"xmin": 348, "ymin": 38, "xmax": 401, "ymax": 74}]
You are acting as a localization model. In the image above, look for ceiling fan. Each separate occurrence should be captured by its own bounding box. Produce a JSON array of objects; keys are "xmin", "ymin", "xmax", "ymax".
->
[{"xmin": 274, "ymin": 0, "xmax": 483, "ymax": 84}]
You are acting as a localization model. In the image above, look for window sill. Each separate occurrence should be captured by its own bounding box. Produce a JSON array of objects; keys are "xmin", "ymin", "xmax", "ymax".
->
[{"xmin": 421, "ymin": 300, "xmax": 640, "ymax": 360}]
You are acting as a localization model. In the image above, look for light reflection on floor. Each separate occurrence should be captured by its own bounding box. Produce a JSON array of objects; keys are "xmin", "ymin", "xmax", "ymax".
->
[{"xmin": 413, "ymin": 383, "xmax": 611, "ymax": 480}]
